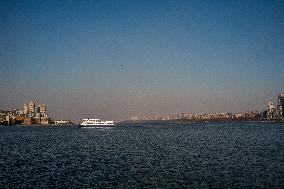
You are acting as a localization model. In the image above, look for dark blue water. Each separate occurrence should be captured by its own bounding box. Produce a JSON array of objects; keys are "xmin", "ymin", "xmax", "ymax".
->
[{"xmin": 0, "ymin": 122, "xmax": 283, "ymax": 188}]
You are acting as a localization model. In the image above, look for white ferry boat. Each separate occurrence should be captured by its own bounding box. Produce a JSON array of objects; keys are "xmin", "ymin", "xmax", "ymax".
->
[{"xmin": 79, "ymin": 118, "xmax": 115, "ymax": 128}]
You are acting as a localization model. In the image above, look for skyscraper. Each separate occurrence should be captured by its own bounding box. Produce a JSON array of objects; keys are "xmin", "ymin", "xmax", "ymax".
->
[
  {"xmin": 39, "ymin": 104, "xmax": 46, "ymax": 116},
  {"xmin": 23, "ymin": 104, "xmax": 28, "ymax": 114},
  {"xmin": 267, "ymin": 101, "xmax": 275, "ymax": 120},
  {"xmin": 28, "ymin": 100, "xmax": 35, "ymax": 113},
  {"xmin": 277, "ymin": 93, "xmax": 284, "ymax": 120},
  {"xmin": 35, "ymin": 106, "xmax": 40, "ymax": 114}
]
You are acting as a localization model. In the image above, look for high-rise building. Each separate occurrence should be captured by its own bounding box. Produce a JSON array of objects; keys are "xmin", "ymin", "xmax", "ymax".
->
[
  {"xmin": 23, "ymin": 104, "xmax": 28, "ymax": 114},
  {"xmin": 267, "ymin": 101, "xmax": 275, "ymax": 120},
  {"xmin": 39, "ymin": 104, "xmax": 46, "ymax": 116},
  {"xmin": 35, "ymin": 106, "xmax": 40, "ymax": 114},
  {"xmin": 28, "ymin": 100, "xmax": 35, "ymax": 113},
  {"xmin": 277, "ymin": 93, "xmax": 284, "ymax": 120}
]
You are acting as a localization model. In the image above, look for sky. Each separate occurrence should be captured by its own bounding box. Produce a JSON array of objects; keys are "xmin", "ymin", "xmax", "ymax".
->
[{"xmin": 1, "ymin": 0, "xmax": 284, "ymax": 122}]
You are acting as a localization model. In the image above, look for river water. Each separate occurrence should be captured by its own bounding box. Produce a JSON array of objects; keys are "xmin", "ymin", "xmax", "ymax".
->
[{"xmin": 0, "ymin": 122, "xmax": 283, "ymax": 188}]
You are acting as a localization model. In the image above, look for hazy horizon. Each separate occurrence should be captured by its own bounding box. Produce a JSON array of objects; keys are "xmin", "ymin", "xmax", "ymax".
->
[{"xmin": 1, "ymin": 0, "xmax": 284, "ymax": 122}]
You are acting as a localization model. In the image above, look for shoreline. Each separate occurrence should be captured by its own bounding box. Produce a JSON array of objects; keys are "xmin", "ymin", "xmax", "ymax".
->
[
  {"xmin": 1, "ymin": 120, "xmax": 283, "ymax": 127},
  {"xmin": 0, "ymin": 123, "xmax": 79, "ymax": 127},
  {"xmin": 119, "ymin": 119, "xmax": 284, "ymax": 124}
]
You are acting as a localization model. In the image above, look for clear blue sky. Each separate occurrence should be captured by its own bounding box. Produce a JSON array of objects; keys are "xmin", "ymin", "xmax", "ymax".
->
[{"xmin": 1, "ymin": 0, "xmax": 284, "ymax": 121}]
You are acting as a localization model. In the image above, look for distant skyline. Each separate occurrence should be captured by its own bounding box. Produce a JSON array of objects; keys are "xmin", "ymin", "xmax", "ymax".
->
[{"xmin": 1, "ymin": 0, "xmax": 284, "ymax": 121}]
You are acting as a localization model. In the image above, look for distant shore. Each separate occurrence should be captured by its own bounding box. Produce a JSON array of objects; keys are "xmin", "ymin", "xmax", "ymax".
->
[
  {"xmin": 0, "ymin": 123, "xmax": 78, "ymax": 126},
  {"xmin": 1, "ymin": 120, "xmax": 283, "ymax": 127},
  {"xmin": 120, "ymin": 119, "xmax": 284, "ymax": 124}
]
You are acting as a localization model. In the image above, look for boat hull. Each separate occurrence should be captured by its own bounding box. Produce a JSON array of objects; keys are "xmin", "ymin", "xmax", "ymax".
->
[{"xmin": 79, "ymin": 124, "xmax": 115, "ymax": 128}]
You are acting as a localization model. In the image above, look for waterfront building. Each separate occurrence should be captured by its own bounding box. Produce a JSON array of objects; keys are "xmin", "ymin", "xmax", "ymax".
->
[
  {"xmin": 277, "ymin": 92, "xmax": 284, "ymax": 120},
  {"xmin": 0, "ymin": 100, "xmax": 51, "ymax": 125},
  {"xmin": 40, "ymin": 117, "xmax": 50, "ymax": 124},
  {"xmin": 28, "ymin": 100, "xmax": 35, "ymax": 113},
  {"xmin": 131, "ymin": 116, "xmax": 139, "ymax": 121},
  {"xmin": 24, "ymin": 117, "xmax": 35, "ymax": 124},
  {"xmin": 39, "ymin": 104, "xmax": 46, "ymax": 116},
  {"xmin": 267, "ymin": 101, "xmax": 276, "ymax": 120},
  {"xmin": 35, "ymin": 106, "xmax": 40, "ymax": 114},
  {"xmin": 23, "ymin": 104, "xmax": 28, "ymax": 114},
  {"xmin": 0, "ymin": 116, "xmax": 6, "ymax": 125},
  {"xmin": 15, "ymin": 116, "xmax": 25, "ymax": 124}
]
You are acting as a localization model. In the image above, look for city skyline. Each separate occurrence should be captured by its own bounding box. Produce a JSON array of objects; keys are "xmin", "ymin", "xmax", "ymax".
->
[
  {"xmin": 1, "ymin": 92, "xmax": 283, "ymax": 123},
  {"xmin": 1, "ymin": 0, "xmax": 284, "ymax": 121}
]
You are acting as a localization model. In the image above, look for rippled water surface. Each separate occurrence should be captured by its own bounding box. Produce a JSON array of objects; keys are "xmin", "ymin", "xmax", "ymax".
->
[{"xmin": 0, "ymin": 122, "xmax": 284, "ymax": 188}]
